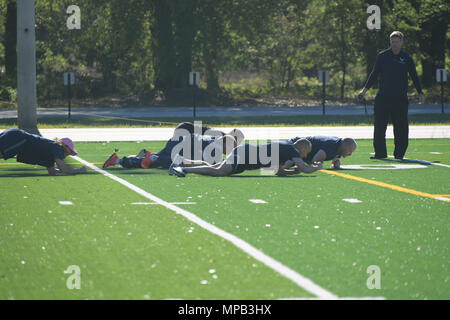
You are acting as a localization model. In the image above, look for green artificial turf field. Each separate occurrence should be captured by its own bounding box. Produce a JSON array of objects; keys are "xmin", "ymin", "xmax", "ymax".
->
[{"xmin": 0, "ymin": 138, "xmax": 448, "ymax": 300}]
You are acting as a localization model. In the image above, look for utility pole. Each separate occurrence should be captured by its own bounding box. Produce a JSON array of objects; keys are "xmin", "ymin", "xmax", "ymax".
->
[{"xmin": 17, "ymin": 0, "xmax": 39, "ymax": 134}]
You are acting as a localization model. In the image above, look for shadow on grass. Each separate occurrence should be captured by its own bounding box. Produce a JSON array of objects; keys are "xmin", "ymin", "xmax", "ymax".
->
[
  {"xmin": 0, "ymin": 166, "xmax": 100, "ymax": 177},
  {"xmin": 0, "ymin": 172, "xmax": 99, "ymax": 178},
  {"xmin": 229, "ymin": 174, "xmax": 317, "ymax": 178},
  {"xmin": 103, "ymin": 167, "xmax": 169, "ymax": 175},
  {"xmin": 375, "ymin": 158, "xmax": 434, "ymax": 165}
]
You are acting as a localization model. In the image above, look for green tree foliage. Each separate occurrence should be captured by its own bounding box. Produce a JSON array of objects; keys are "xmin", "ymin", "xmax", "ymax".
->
[
  {"xmin": 0, "ymin": 0, "xmax": 447, "ymax": 105},
  {"xmin": 417, "ymin": 0, "xmax": 449, "ymax": 87},
  {"xmin": 3, "ymin": 0, "xmax": 15, "ymax": 86}
]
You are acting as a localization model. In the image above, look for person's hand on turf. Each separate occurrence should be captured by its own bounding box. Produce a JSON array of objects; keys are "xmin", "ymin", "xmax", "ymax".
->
[
  {"xmin": 276, "ymin": 170, "xmax": 287, "ymax": 177},
  {"xmin": 77, "ymin": 166, "xmax": 87, "ymax": 173},
  {"xmin": 331, "ymin": 158, "xmax": 341, "ymax": 170}
]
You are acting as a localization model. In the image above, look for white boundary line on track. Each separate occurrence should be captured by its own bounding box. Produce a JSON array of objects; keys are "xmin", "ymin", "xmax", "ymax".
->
[
  {"xmin": 387, "ymin": 156, "xmax": 450, "ymax": 168},
  {"xmin": 72, "ymin": 155, "xmax": 339, "ymax": 299}
]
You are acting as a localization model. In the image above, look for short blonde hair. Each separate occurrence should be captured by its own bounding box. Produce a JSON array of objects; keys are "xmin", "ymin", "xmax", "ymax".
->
[
  {"xmin": 390, "ymin": 31, "xmax": 404, "ymax": 40},
  {"xmin": 53, "ymin": 138, "xmax": 72, "ymax": 154}
]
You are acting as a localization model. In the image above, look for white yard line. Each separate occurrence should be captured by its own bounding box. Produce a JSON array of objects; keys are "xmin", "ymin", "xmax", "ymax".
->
[
  {"xmin": 342, "ymin": 199, "xmax": 362, "ymax": 203},
  {"xmin": 72, "ymin": 155, "xmax": 338, "ymax": 299},
  {"xmin": 249, "ymin": 199, "xmax": 268, "ymax": 204},
  {"xmin": 131, "ymin": 202, "xmax": 196, "ymax": 205},
  {"xmin": 428, "ymin": 162, "xmax": 450, "ymax": 168},
  {"xmin": 387, "ymin": 156, "xmax": 450, "ymax": 168}
]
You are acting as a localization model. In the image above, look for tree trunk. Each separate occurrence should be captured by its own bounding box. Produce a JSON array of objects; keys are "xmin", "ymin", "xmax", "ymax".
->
[
  {"xmin": 4, "ymin": 0, "xmax": 17, "ymax": 87},
  {"xmin": 340, "ymin": 9, "xmax": 346, "ymax": 101},
  {"xmin": 341, "ymin": 64, "xmax": 346, "ymax": 101},
  {"xmin": 173, "ymin": 0, "xmax": 195, "ymax": 88},
  {"xmin": 420, "ymin": 19, "xmax": 447, "ymax": 87},
  {"xmin": 203, "ymin": 14, "xmax": 220, "ymax": 91},
  {"xmin": 152, "ymin": 0, "xmax": 176, "ymax": 91}
]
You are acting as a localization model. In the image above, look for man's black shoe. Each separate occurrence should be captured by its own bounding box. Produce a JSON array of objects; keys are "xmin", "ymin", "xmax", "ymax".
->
[{"xmin": 370, "ymin": 155, "xmax": 387, "ymax": 160}]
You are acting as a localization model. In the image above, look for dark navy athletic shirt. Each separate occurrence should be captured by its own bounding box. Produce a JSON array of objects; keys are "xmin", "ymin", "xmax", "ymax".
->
[
  {"xmin": 155, "ymin": 133, "xmax": 219, "ymax": 168},
  {"xmin": 289, "ymin": 136, "xmax": 341, "ymax": 163},
  {"xmin": 364, "ymin": 48, "xmax": 422, "ymax": 97},
  {"xmin": 228, "ymin": 141, "xmax": 300, "ymax": 174},
  {"xmin": 175, "ymin": 122, "xmax": 225, "ymax": 137},
  {"xmin": 0, "ymin": 129, "xmax": 64, "ymax": 167}
]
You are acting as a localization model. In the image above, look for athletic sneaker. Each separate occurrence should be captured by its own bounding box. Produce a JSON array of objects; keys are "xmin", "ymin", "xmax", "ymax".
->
[
  {"xmin": 103, "ymin": 153, "xmax": 119, "ymax": 169},
  {"xmin": 137, "ymin": 149, "xmax": 149, "ymax": 158},
  {"xmin": 141, "ymin": 152, "xmax": 157, "ymax": 169},
  {"xmin": 172, "ymin": 166, "xmax": 186, "ymax": 177},
  {"xmin": 168, "ymin": 155, "xmax": 183, "ymax": 175},
  {"xmin": 168, "ymin": 162, "xmax": 176, "ymax": 175}
]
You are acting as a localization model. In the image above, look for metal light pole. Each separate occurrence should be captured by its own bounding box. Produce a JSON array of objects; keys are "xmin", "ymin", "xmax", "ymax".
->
[
  {"xmin": 17, "ymin": 0, "xmax": 39, "ymax": 134},
  {"xmin": 322, "ymin": 72, "xmax": 326, "ymax": 115},
  {"xmin": 318, "ymin": 70, "xmax": 329, "ymax": 115},
  {"xmin": 189, "ymin": 72, "xmax": 200, "ymax": 120},
  {"xmin": 436, "ymin": 68, "xmax": 447, "ymax": 114}
]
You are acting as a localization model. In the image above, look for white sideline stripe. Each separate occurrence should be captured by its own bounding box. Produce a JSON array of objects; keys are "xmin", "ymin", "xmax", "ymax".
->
[
  {"xmin": 72, "ymin": 155, "xmax": 338, "ymax": 299},
  {"xmin": 36, "ymin": 126, "xmax": 450, "ymax": 141},
  {"xmin": 131, "ymin": 202, "xmax": 196, "ymax": 205}
]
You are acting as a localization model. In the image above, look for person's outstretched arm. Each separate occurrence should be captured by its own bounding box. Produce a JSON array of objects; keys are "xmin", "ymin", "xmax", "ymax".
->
[
  {"xmin": 288, "ymin": 157, "xmax": 323, "ymax": 174},
  {"xmin": 49, "ymin": 158, "xmax": 87, "ymax": 175},
  {"xmin": 407, "ymin": 56, "xmax": 424, "ymax": 103},
  {"xmin": 358, "ymin": 53, "xmax": 381, "ymax": 99}
]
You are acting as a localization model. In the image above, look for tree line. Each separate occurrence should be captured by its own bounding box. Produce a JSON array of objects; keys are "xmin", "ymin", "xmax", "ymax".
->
[{"xmin": 0, "ymin": 0, "xmax": 448, "ymax": 105}]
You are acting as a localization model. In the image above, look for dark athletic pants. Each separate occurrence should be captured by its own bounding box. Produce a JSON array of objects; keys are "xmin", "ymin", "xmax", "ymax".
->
[
  {"xmin": 373, "ymin": 95, "xmax": 409, "ymax": 159},
  {"xmin": 120, "ymin": 139, "xmax": 180, "ymax": 169}
]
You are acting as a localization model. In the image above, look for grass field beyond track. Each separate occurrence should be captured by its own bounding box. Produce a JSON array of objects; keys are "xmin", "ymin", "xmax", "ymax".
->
[
  {"xmin": 0, "ymin": 114, "xmax": 449, "ymax": 128},
  {"xmin": 0, "ymin": 138, "xmax": 449, "ymax": 299}
]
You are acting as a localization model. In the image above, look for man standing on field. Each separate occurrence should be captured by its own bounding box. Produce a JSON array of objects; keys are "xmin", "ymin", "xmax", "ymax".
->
[{"xmin": 358, "ymin": 31, "xmax": 424, "ymax": 160}]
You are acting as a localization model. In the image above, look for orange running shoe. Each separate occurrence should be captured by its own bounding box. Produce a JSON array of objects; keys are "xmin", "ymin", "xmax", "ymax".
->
[{"xmin": 103, "ymin": 153, "xmax": 119, "ymax": 169}]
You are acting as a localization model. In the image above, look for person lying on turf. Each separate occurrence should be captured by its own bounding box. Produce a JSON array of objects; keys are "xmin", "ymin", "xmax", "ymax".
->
[
  {"xmin": 170, "ymin": 138, "xmax": 322, "ymax": 177},
  {"xmin": 288, "ymin": 136, "xmax": 357, "ymax": 169},
  {"xmin": 102, "ymin": 133, "xmax": 237, "ymax": 170},
  {"xmin": 174, "ymin": 121, "xmax": 245, "ymax": 145},
  {"xmin": 0, "ymin": 128, "xmax": 87, "ymax": 175}
]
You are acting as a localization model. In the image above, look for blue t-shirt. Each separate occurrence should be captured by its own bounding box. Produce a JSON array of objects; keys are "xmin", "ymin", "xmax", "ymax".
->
[
  {"xmin": 289, "ymin": 136, "xmax": 341, "ymax": 163},
  {"xmin": 228, "ymin": 141, "xmax": 301, "ymax": 174}
]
